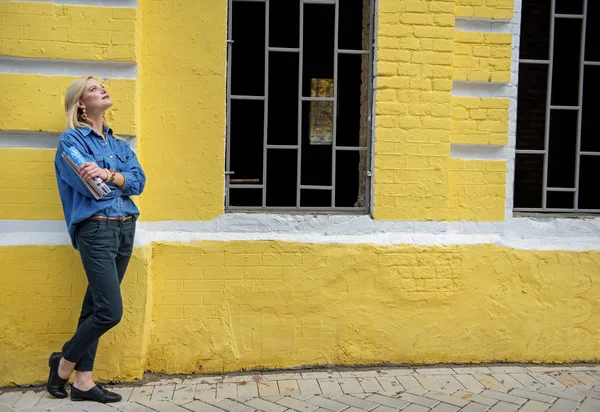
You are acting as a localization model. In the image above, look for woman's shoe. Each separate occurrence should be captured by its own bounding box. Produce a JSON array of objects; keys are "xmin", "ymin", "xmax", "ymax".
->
[
  {"xmin": 71, "ymin": 385, "xmax": 122, "ymax": 403},
  {"xmin": 46, "ymin": 352, "xmax": 68, "ymax": 399}
]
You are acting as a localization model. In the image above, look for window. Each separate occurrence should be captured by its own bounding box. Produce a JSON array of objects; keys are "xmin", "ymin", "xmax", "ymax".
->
[
  {"xmin": 514, "ymin": 0, "xmax": 600, "ymax": 212},
  {"xmin": 225, "ymin": 0, "xmax": 374, "ymax": 211}
]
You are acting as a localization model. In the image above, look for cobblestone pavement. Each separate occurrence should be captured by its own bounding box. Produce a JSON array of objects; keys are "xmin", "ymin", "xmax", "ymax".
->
[{"xmin": 2, "ymin": 365, "xmax": 600, "ymax": 412}]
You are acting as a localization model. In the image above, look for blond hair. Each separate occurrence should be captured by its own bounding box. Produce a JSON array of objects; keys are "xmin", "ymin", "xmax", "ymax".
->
[{"xmin": 64, "ymin": 76, "xmax": 110, "ymax": 130}]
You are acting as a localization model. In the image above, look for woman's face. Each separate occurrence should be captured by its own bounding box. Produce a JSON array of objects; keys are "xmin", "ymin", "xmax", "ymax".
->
[{"xmin": 79, "ymin": 78, "xmax": 112, "ymax": 114}]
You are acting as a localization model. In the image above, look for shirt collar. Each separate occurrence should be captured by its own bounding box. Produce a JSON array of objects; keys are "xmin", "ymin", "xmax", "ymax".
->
[{"xmin": 79, "ymin": 125, "xmax": 113, "ymax": 138}]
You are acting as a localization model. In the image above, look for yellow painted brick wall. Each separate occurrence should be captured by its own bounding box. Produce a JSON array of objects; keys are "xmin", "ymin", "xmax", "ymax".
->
[
  {"xmin": 0, "ymin": 2, "xmax": 136, "ymax": 61},
  {"xmin": 453, "ymin": 32, "xmax": 512, "ymax": 83},
  {"xmin": 449, "ymin": 158, "xmax": 506, "ymax": 221},
  {"xmin": 455, "ymin": 0, "xmax": 514, "ymax": 20},
  {"xmin": 374, "ymin": 0, "xmax": 455, "ymax": 220},
  {"xmin": 0, "ymin": 74, "xmax": 136, "ymax": 135},
  {"xmin": 139, "ymin": 0, "xmax": 226, "ymax": 221},
  {"xmin": 451, "ymin": 97, "xmax": 509, "ymax": 145},
  {"xmin": 0, "ymin": 245, "xmax": 152, "ymax": 386},
  {"xmin": 0, "ymin": 149, "xmax": 63, "ymax": 220},
  {"xmin": 148, "ymin": 241, "xmax": 599, "ymax": 374}
]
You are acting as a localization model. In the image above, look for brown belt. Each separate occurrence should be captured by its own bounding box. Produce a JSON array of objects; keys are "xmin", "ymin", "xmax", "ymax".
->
[{"xmin": 88, "ymin": 215, "xmax": 133, "ymax": 222}]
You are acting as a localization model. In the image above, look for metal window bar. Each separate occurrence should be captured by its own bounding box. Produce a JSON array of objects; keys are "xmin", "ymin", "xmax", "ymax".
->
[
  {"xmin": 261, "ymin": 0, "xmax": 270, "ymax": 207},
  {"xmin": 227, "ymin": 0, "xmax": 374, "ymax": 212},
  {"xmin": 330, "ymin": 0, "xmax": 340, "ymax": 207},
  {"xmin": 515, "ymin": 0, "xmax": 596, "ymax": 213}
]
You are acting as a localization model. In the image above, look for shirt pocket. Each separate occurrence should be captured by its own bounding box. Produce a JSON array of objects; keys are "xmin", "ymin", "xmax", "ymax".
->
[
  {"xmin": 115, "ymin": 151, "xmax": 130, "ymax": 171},
  {"xmin": 93, "ymin": 153, "xmax": 105, "ymax": 168}
]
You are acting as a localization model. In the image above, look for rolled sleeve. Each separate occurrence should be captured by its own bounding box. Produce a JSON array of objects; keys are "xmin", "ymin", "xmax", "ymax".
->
[{"xmin": 118, "ymin": 144, "xmax": 146, "ymax": 197}]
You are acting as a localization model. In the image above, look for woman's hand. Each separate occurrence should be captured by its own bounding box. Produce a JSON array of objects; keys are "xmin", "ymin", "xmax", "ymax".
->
[{"xmin": 79, "ymin": 162, "xmax": 109, "ymax": 181}]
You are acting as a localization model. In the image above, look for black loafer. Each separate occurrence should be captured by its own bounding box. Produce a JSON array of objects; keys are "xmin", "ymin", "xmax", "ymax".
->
[
  {"xmin": 46, "ymin": 352, "xmax": 68, "ymax": 399},
  {"xmin": 71, "ymin": 385, "xmax": 122, "ymax": 403}
]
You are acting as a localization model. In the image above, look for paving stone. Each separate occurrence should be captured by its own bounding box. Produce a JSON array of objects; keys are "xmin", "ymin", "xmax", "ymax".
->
[
  {"xmin": 509, "ymin": 374, "xmax": 543, "ymax": 390},
  {"xmin": 183, "ymin": 377, "xmax": 223, "ymax": 385},
  {"xmin": 130, "ymin": 387, "xmax": 154, "ymax": 402},
  {"xmin": 217, "ymin": 383, "xmax": 238, "ymax": 399},
  {"xmin": 180, "ymin": 400, "xmax": 224, "ymax": 412},
  {"xmin": 261, "ymin": 374, "xmax": 302, "ymax": 382},
  {"xmin": 486, "ymin": 402, "xmax": 518, "ymax": 412},
  {"xmin": 473, "ymin": 375, "xmax": 505, "ymax": 391},
  {"xmin": 339, "ymin": 371, "xmax": 379, "ymax": 379},
  {"xmin": 370, "ymin": 406, "xmax": 395, "ymax": 412},
  {"xmin": 335, "ymin": 395, "xmax": 379, "ymax": 411},
  {"xmin": 150, "ymin": 384, "xmax": 175, "ymax": 401},
  {"xmin": 432, "ymin": 375, "xmax": 465, "ymax": 391},
  {"xmin": 116, "ymin": 403, "xmax": 156, "ymax": 412},
  {"xmin": 535, "ymin": 387, "xmax": 584, "ymax": 402},
  {"xmin": 491, "ymin": 374, "xmax": 524, "ymax": 389},
  {"xmin": 453, "ymin": 375, "xmax": 484, "ymax": 393},
  {"xmin": 377, "ymin": 369, "xmax": 414, "ymax": 377},
  {"xmin": 36, "ymin": 393, "xmax": 64, "ymax": 410},
  {"xmin": 0, "ymin": 392, "xmax": 23, "ymax": 408},
  {"xmin": 479, "ymin": 390, "xmax": 527, "ymax": 405},
  {"xmin": 400, "ymin": 405, "xmax": 430, "ymax": 412},
  {"xmin": 223, "ymin": 376, "xmax": 256, "ymax": 384},
  {"xmin": 489, "ymin": 367, "xmax": 529, "ymax": 374},
  {"xmin": 397, "ymin": 392, "xmax": 439, "ymax": 407},
  {"xmin": 546, "ymin": 398, "xmax": 578, "ymax": 412},
  {"xmin": 451, "ymin": 390, "xmax": 497, "ymax": 406},
  {"xmin": 194, "ymin": 384, "xmax": 217, "ymax": 401},
  {"xmin": 358, "ymin": 378, "xmax": 384, "ymax": 393},
  {"xmin": 573, "ymin": 387, "xmax": 600, "ymax": 399},
  {"xmin": 416, "ymin": 368, "xmax": 455, "ymax": 375},
  {"xmin": 136, "ymin": 401, "xmax": 190, "ymax": 412},
  {"xmin": 318, "ymin": 380, "xmax": 342, "ymax": 396},
  {"xmin": 424, "ymin": 391, "xmax": 469, "ymax": 408},
  {"xmin": 17, "ymin": 407, "xmax": 47, "ymax": 412},
  {"xmin": 527, "ymin": 367, "xmax": 570, "ymax": 373},
  {"xmin": 263, "ymin": 397, "xmax": 284, "ymax": 403},
  {"xmin": 51, "ymin": 406, "xmax": 85, "ymax": 412},
  {"xmin": 304, "ymin": 396, "xmax": 349, "ymax": 412},
  {"xmin": 507, "ymin": 389, "xmax": 556, "ymax": 403},
  {"xmin": 244, "ymin": 398, "xmax": 287, "ymax": 412},
  {"xmin": 292, "ymin": 396, "xmax": 316, "ymax": 402},
  {"xmin": 518, "ymin": 400, "xmax": 551, "ymax": 412},
  {"xmin": 551, "ymin": 373, "xmax": 585, "ymax": 387},
  {"xmin": 301, "ymin": 372, "xmax": 341, "ymax": 380},
  {"xmin": 577, "ymin": 397, "xmax": 600, "ymax": 412},
  {"xmin": 429, "ymin": 403, "xmax": 459, "ymax": 412},
  {"xmin": 297, "ymin": 380, "xmax": 321, "ymax": 396},
  {"xmin": 147, "ymin": 379, "xmax": 184, "ymax": 386},
  {"xmin": 342, "ymin": 408, "xmax": 368, "ymax": 412},
  {"xmin": 81, "ymin": 403, "xmax": 119, "ymax": 412},
  {"xmin": 364, "ymin": 394, "xmax": 409, "ymax": 409},
  {"xmin": 528, "ymin": 374, "xmax": 565, "ymax": 389},
  {"xmin": 238, "ymin": 382, "xmax": 259, "ymax": 398},
  {"xmin": 276, "ymin": 397, "xmax": 319, "ymax": 412},
  {"xmin": 214, "ymin": 398, "xmax": 256, "ymax": 412},
  {"xmin": 0, "ymin": 407, "xmax": 16, "ymax": 412},
  {"xmin": 414, "ymin": 376, "xmax": 444, "ymax": 392},
  {"xmin": 278, "ymin": 381, "xmax": 300, "ymax": 397},
  {"xmin": 13, "ymin": 391, "xmax": 44, "ymax": 410},
  {"xmin": 172, "ymin": 384, "xmax": 196, "ymax": 405},
  {"xmin": 107, "ymin": 387, "xmax": 135, "ymax": 408},
  {"xmin": 459, "ymin": 404, "xmax": 488, "ymax": 412},
  {"xmin": 258, "ymin": 382, "xmax": 280, "ymax": 398},
  {"xmin": 451, "ymin": 367, "xmax": 492, "ymax": 375},
  {"xmin": 375, "ymin": 377, "xmax": 402, "ymax": 393},
  {"xmin": 396, "ymin": 376, "xmax": 427, "ymax": 395},
  {"xmin": 338, "ymin": 379, "xmax": 363, "ymax": 395},
  {"xmin": 570, "ymin": 372, "xmax": 600, "ymax": 386}
]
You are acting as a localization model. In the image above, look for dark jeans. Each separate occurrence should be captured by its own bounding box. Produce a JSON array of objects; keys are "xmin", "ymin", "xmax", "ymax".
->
[{"xmin": 62, "ymin": 218, "xmax": 135, "ymax": 371}]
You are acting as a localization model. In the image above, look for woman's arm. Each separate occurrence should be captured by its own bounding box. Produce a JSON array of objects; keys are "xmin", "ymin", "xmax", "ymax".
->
[{"xmin": 115, "ymin": 143, "xmax": 146, "ymax": 196}]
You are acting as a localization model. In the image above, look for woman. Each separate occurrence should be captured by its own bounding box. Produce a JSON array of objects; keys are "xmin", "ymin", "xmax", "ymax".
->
[{"xmin": 48, "ymin": 77, "xmax": 146, "ymax": 403}]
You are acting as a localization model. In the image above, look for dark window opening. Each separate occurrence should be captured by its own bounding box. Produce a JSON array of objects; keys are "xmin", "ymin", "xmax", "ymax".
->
[
  {"xmin": 226, "ymin": 0, "xmax": 373, "ymax": 211},
  {"xmin": 514, "ymin": 0, "xmax": 600, "ymax": 212}
]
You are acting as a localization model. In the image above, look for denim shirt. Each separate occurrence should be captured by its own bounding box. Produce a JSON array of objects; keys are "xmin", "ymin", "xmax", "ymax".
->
[{"xmin": 54, "ymin": 126, "xmax": 146, "ymax": 250}]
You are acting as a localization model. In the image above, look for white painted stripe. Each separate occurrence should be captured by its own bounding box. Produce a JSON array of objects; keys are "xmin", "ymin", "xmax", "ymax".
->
[
  {"xmin": 0, "ymin": 57, "xmax": 137, "ymax": 79},
  {"xmin": 455, "ymin": 18, "xmax": 512, "ymax": 33},
  {"xmin": 0, "ymin": 131, "xmax": 136, "ymax": 149},
  {"xmin": 8, "ymin": 0, "xmax": 137, "ymax": 7},
  {"xmin": 450, "ymin": 144, "xmax": 512, "ymax": 161},
  {"xmin": 1, "ymin": 216, "xmax": 599, "ymax": 251},
  {"xmin": 452, "ymin": 81, "xmax": 516, "ymax": 98}
]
